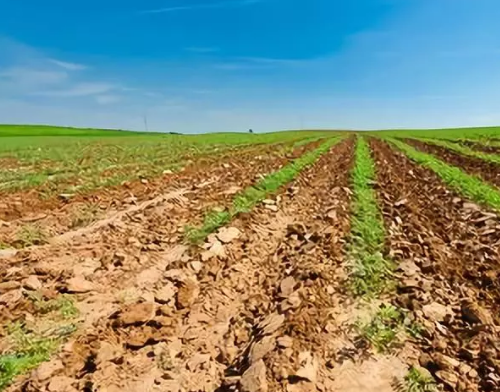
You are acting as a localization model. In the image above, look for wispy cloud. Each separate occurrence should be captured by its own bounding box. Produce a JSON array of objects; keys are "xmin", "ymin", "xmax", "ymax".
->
[
  {"xmin": 141, "ymin": 0, "xmax": 261, "ymax": 14},
  {"xmin": 33, "ymin": 82, "xmax": 117, "ymax": 97},
  {"xmin": 213, "ymin": 56, "xmax": 316, "ymax": 71},
  {"xmin": 49, "ymin": 59, "xmax": 88, "ymax": 71},
  {"xmin": 184, "ymin": 47, "xmax": 220, "ymax": 53},
  {"xmin": 0, "ymin": 67, "xmax": 68, "ymax": 85},
  {"xmin": 95, "ymin": 95, "xmax": 121, "ymax": 105}
]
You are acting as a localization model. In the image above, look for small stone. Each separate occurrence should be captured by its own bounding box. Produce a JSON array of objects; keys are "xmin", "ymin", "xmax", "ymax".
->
[
  {"xmin": 434, "ymin": 353, "xmax": 461, "ymax": 370},
  {"xmin": 141, "ymin": 178, "xmax": 149, "ymax": 184},
  {"xmin": 97, "ymin": 342, "xmax": 123, "ymax": 363},
  {"xmin": 394, "ymin": 198, "xmax": 408, "ymax": 207},
  {"xmin": 262, "ymin": 199, "xmax": 275, "ymax": 205},
  {"xmin": 280, "ymin": 277, "xmax": 296, "ymax": 297},
  {"xmin": 240, "ymin": 360, "xmax": 268, "ymax": 392},
  {"xmin": 47, "ymin": 376, "xmax": 76, "ymax": 392},
  {"xmin": 458, "ymin": 363, "xmax": 473, "ymax": 375},
  {"xmin": 435, "ymin": 370, "xmax": 458, "ymax": 388},
  {"xmin": 24, "ymin": 275, "xmax": 42, "ymax": 291},
  {"xmin": 217, "ymin": 227, "xmax": 241, "ymax": 243},
  {"xmin": 295, "ymin": 351, "xmax": 319, "ymax": 383},
  {"xmin": 422, "ymin": 302, "xmax": 452, "ymax": 323},
  {"xmin": 0, "ymin": 281, "xmax": 21, "ymax": 292},
  {"xmin": 163, "ymin": 169, "xmax": 173, "ymax": 175},
  {"xmin": 249, "ymin": 336, "xmax": 276, "ymax": 363},
  {"xmin": 461, "ymin": 301, "xmax": 494, "ymax": 325},
  {"xmin": 118, "ymin": 302, "xmax": 156, "ymax": 325},
  {"xmin": 58, "ymin": 193, "xmax": 74, "ymax": 201},
  {"xmin": 35, "ymin": 360, "xmax": 64, "ymax": 381},
  {"xmin": 463, "ymin": 202, "xmax": 480, "ymax": 211},
  {"xmin": 155, "ymin": 282, "xmax": 177, "ymax": 304},
  {"xmin": 258, "ymin": 313, "xmax": 285, "ymax": 336},
  {"xmin": 190, "ymin": 261, "xmax": 203, "ymax": 273},
  {"xmin": 208, "ymin": 240, "xmax": 227, "ymax": 259},
  {"xmin": 265, "ymin": 204, "xmax": 278, "ymax": 212},
  {"xmin": 66, "ymin": 277, "xmax": 95, "ymax": 293},
  {"xmin": 277, "ymin": 336, "xmax": 293, "ymax": 348},
  {"xmin": 186, "ymin": 353, "xmax": 211, "ymax": 371},
  {"xmin": 176, "ymin": 278, "xmax": 199, "ymax": 309}
]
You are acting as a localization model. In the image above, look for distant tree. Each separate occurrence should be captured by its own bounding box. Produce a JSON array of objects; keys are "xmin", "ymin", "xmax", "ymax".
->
[{"xmin": 249, "ymin": 129, "xmax": 254, "ymax": 134}]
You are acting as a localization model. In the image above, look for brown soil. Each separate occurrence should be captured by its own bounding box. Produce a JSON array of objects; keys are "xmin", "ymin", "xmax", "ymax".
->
[
  {"xmin": 2, "ymin": 139, "xmax": 367, "ymax": 392},
  {"xmin": 405, "ymin": 139, "xmax": 500, "ymax": 189},
  {"xmin": 0, "ymin": 140, "xmax": 321, "ymax": 249},
  {"xmin": 0, "ymin": 142, "xmax": 291, "ymax": 222},
  {"xmin": 371, "ymin": 138, "xmax": 500, "ymax": 392},
  {"xmin": 461, "ymin": 141, "xmax": 500, "ymax": 155}
]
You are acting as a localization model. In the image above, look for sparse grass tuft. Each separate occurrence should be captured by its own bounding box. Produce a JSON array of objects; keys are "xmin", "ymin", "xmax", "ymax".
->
[
  {"xmin": 387, "ymin": 138, "xmax": 500, "ymax": 211},
  {"xmin": 28, "ymin": 293, "xmax": 79, "ymax": 319},
  {"xmin": 185, "ymin": 210, "xmax": 231, "ymax": 243},
  {"xmin": 348, "ymin": 137, "xmax": 394, "ymax": 297},
  {"xmin": 400, "ymin": 366, "xmax": 437, "ymax": 392},
  {"xmin": 70, "ymin": 202, "xmax": 101, "ymax": 229},
  {"xmin": 0, "ymin": 322, "xmax": 75, "ymax": 390},
  {"xmin": 357, "ymin": 304, "xmax": 404, "ymax": 352},
  {"xmin": 15, "ymin": 224, "xmax": 48, "ymax": 247},
  {"xmin": 185, "ymin": 137, "xmax": 341, "ymax": 243}
]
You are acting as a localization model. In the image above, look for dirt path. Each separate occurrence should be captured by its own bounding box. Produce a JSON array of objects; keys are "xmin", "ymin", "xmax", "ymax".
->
[
  {"xmin": 372, "ymin": 138, "xmax": 500, "ymax": 392},
  {"xmin": 405, "ymin": 138, "xmax": 500, "ymax": 189},
  {"xmin": 0, "ymin": 141, "xmax": 321, "ymax": 249},
  {"xmin": 4, "ymin": 139, "xmax": 359, "ymax": 392}
]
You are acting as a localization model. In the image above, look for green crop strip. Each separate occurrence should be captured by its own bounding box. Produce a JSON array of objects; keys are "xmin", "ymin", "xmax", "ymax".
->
[
  {"xmin": 185, "ymin": 137, "xmax": 341, "ymax": 243},
  {"xmin": 347, "ymin": 137, "xmax": 394, "ymax": 297},
  {"xmin": 387, "ymin": 138, "xmax": 500, "ymax": 211},
  {"xmin": 410, "ymin": 137, "xmax": 500, "ymax": 165}
]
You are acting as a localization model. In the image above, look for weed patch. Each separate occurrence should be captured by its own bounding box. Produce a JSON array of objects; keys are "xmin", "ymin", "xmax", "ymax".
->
[
  {"xmin": 15, "ymin": 224, "xmax": 48, "ymax": 247},
  {"xmin": 0, "ymin": 322, "xmax": 75, "ymax": 390}
]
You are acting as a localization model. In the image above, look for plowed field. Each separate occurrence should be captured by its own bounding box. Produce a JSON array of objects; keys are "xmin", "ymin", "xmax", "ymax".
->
[{"xmin": 1, "ymin": 127, "xmax": 500, "ymax": 392}]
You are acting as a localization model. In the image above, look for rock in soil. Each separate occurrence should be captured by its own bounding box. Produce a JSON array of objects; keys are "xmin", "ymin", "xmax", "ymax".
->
[
  {"xmin": 65, "ymin": 277, "xmax": 95, "ymax": 293},
  {"xmin": 24, "ymin": 275, "xmax": 42, "ymax": 290},
  {"xmin": 240, "ymin": 360, "xmax": 268, "ymax": 392},
  {"xmin": 216, "ymin": 227, "xmax": 241, "ymax": 243},
  {"xmin": 176, "ymin": 278, "xmax": 199, "ymax": 309},
  {"xmin": 118, "ymin": 302, "xmax": 156, "ymax": 325},
  {"xmin": 422, "ymin": 302, "xmax": 452, "ymax": 323}
]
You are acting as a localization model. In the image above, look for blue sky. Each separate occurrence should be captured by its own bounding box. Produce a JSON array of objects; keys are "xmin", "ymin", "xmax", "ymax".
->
[{"xmin": 1, "ymin": 0, "xmax": 500, "ymax": 133}]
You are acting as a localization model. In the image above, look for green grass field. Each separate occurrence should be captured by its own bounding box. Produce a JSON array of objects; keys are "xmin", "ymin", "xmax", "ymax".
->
[{"xmin": 0, "ymin": 125, "xmax": 337, "ymax": 196}]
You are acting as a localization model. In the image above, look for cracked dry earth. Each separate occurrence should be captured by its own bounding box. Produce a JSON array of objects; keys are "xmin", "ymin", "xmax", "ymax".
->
[
  {"xmin": 372, "ymin": 139, "xmax": 500, "ymax": 392},
  {"xmin": 0, "ymin": 140, "xmax": 319, "ymax": 250},
  {"xmin": 1, "ymin": 138, "xmax": 401, "ymax": 392},
  {"xmin": 0, "ymin": 138, "xmax": 323, "ymax": 320},
  {"xmin": 3, "ymin": 136, "xmax": 500, "ymax": 392}
]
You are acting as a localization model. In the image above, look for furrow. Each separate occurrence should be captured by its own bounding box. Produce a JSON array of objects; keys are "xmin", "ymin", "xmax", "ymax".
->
[
  {"xmin": 372, "ymin": 138, "xmax": 500, "ymax": 392},
  {"xmin": 404, "ymin": 138, "xmax": 500, "ymax": 189},
  {"xmin": 0, "ymin": 139, "xmax": 338, "ymax": 391}
]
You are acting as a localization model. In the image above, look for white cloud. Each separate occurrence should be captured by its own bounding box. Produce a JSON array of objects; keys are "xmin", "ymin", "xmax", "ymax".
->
[
  {"xmin": 141, "ymin": 0, "xmax": 262, "ymax": 14},
  {"xmin": 95, "ymin": 95, "xmax": 121, "ymax": 105},
  {"xmin": 48, "ymin": 59, "xmax": 87, "ymax": 71},
  {"xmin": 33, "ymin": 82, "xmax": 117, "ymax": 97},
  {"xmin": 0, "ymin": 67, "xmax": 68, "ymax": 85}
]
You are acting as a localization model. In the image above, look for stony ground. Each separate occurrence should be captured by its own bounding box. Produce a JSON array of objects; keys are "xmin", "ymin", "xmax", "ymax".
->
[{"xmin": 1, "ymin": 136, "xmax": 499, "ymax": 392}]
